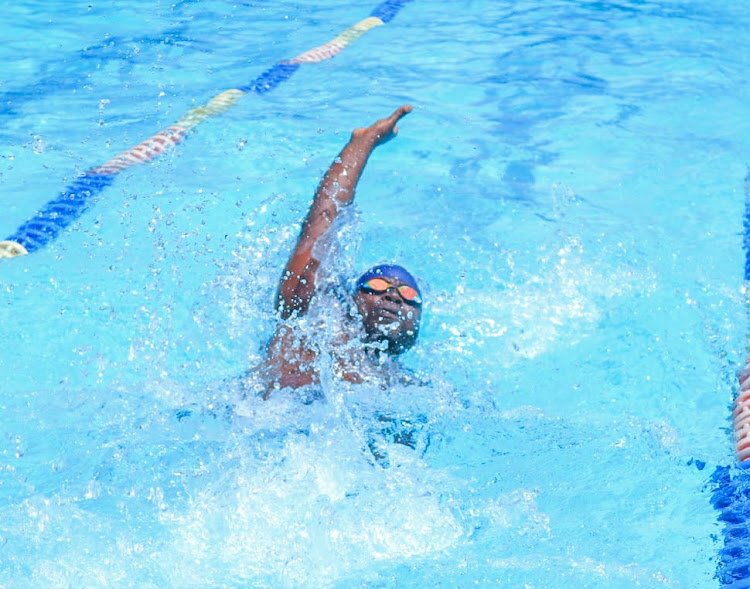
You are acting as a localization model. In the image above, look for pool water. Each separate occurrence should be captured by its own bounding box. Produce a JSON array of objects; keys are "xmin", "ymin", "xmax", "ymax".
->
[{"xmin": 2, "ymin": 1, "xmax": 749, "ymax": 586}]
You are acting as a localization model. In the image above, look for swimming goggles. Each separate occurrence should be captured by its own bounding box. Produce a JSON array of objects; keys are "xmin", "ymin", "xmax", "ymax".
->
[{"xmin": 359, "ymin": 277, "xmax": 422, "ymax": 305}]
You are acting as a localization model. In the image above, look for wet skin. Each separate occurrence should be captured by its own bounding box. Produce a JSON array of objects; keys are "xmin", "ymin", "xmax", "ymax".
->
[
  {"xmin": 261, "ymin": 106, "xmax": 417, "ymax": 396},
  {"xmin": 354, "ymin": 277, "xmax": 422, "ymax": 355},
  {"xmin": 354, "ymin": 277, "xmax": 422, "ymax": 354}
]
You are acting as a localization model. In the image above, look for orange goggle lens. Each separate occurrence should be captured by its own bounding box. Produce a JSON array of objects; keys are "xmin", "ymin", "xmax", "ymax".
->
[{"xmin": 361, "ymin": 278, "xmax": 422, "ymax": 305}]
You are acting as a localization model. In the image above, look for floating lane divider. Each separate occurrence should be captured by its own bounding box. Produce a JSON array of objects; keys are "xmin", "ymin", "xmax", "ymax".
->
[
  {"xmin": 712, "ymin": 172, "xmax": 750, "ymax": 587},
  {"xmin": 0, "ymin": 0, "xmax": 413, "ymax": 259}
]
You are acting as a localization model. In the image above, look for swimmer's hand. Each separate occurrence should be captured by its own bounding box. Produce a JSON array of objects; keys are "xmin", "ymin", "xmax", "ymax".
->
[{"xmin": 351, "ymin": 105, "xmax": 412, "ymax": 147}]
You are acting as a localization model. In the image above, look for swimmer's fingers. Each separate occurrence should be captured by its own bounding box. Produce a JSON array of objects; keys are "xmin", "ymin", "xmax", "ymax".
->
[
  {"xmin": 379, "ymin": 104, "xmax": 412, "ymax": 140},
  {"xmin": 354, "ymin": 105, "xmax": 413, "ymax": 146},
  {"xmin": 388, "ymin": 104, "xmax": 412, "ymax": 132}
]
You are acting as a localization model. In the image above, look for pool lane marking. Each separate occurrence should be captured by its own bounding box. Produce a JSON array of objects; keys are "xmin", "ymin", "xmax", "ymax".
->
[
  {"xmin": 711, "ymin": 170, "xmax": 750, "ymax": 587},
  {"xmin": 734, "ymin": 172, "xmax": 750, "ymax": 465},
  {"xmin": 0, "ymin": 0, "xmax": 413, "ymax": 259}
]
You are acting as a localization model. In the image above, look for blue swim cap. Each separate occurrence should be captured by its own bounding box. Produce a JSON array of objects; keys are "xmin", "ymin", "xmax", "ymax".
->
[{"xmin": 356, "ymin": 264, "xmax": 422, "ymax": 298}]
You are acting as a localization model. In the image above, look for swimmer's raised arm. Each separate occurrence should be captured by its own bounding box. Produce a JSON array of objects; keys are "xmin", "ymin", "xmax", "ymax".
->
[{"xmin": 275, "ymin": 105, "xmax": 412, "ymax": 319}]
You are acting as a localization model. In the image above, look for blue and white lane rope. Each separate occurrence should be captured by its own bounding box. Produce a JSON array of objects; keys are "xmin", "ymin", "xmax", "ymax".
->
[
  {"xmin": 712, "ymin": 171, "xmax": 750, "ymax": 587},
  {"xmin": 0, "ymin": 0, "xmax": 413, "ymax": 259}
]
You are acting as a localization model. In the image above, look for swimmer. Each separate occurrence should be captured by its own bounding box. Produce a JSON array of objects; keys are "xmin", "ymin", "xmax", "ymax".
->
[{"xmin": 260, "ymin": 105, "xmax": 422, "ymax": 397}]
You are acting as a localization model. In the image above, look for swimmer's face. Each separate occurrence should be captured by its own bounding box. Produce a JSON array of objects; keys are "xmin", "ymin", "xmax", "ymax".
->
[{"xmin": 355, "ymin": 277, "xmax": 422, "ymax": 354}]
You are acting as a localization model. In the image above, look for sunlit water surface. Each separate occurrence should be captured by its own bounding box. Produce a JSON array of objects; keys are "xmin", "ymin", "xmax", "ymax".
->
[{"xmin": 2, "ymin": 1, "xmax": 750, "ymax": 587}]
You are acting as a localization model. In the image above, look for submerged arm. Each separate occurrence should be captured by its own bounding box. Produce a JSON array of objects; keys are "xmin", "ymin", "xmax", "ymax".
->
[{"xmin": 275, "ymin": 105, "xmax": 412, "ymax": 319}]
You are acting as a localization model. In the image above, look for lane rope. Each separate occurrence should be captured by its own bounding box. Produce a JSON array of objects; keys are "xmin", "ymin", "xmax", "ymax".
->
[
  {"xmin": 712, "ymin": 170, "xmax": 750, "ymax": 587},
  {"xmin": 1, "ymin": 0, "xmax": 413, "ymax": 259}
]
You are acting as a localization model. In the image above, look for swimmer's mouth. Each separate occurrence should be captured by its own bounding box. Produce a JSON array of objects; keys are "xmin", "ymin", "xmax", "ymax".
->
[{"xmin": 377, "ymin": 307, "xmax": 401, "ymax": 321}]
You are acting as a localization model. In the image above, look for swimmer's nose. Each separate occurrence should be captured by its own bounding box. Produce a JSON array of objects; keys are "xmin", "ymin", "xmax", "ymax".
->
[{"xmin": 383, "ymin": 289, "xmax": 404, "ymax": 305}]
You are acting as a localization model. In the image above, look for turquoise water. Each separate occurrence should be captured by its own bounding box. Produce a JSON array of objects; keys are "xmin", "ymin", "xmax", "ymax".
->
[{"xmin": 2, "ymin": 1, "xmax": 749, "ymax": 586}]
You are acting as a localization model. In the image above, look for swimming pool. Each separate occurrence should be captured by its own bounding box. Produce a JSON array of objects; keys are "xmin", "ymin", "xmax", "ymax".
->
[{"xmin": 2, "ymin": 0, "xmax": 749, "ymax": 586}]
